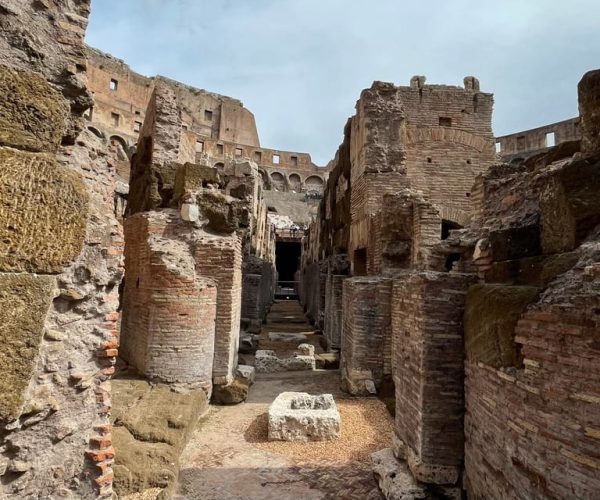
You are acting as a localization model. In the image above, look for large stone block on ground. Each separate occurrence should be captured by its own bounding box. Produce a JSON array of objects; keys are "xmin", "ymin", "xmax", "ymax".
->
[
  {"xmin": 112, "ymin": 379, "xmax": 208, "ymax": 498},
  {"xmin": 464, "ymin": 284, "xmax": 540, "ymax": 367},
  {"xmin": 0, "ymin": 65, "xmax": 69, "ymax": 152},
  {"xmin": 0, "ymin": 273, "xmax": 55, "ymax": 423},
  {"xmin": 0, "ymin": 148, "xmax": 88, "ymax": 273},
  {"xmin": 268, "ymin": 392, "xmax": 340, "ymax": 442}
]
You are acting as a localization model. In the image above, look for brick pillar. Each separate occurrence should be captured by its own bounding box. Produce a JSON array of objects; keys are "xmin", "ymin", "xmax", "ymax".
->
[
  {"xmin": 324, "ymin": 274, "xmax": 345, "ymax": 350},
  {"xmin": 341, "ymin": 277, "xmax": 392, "ymax": 395},
  {"xmin": 121, "ymin": 212, "xmax": 217, "ymax": 393},
  {"xmin": 194, "ymin": 234, "xmax": 243, "ymax": 386},
  {"xmin": 391, "ymin": 271, "xmax": 474, "ymax": 485}
]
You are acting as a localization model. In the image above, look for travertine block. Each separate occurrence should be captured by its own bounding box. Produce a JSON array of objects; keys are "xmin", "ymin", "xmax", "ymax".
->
[
  {"xmin": 0, "ymin": 66, "xmax": 68, "ymax": 152},
  {"xmin": 0, "ymin": 148, "xmax": 88, "ymax": 273},
  {"xmin": 0, "ymin": 273, "xmax": 55, "ymax": 423},
  {"xmin": 268, "ymin": 392, "xmax": 340, "ymax": 442}
]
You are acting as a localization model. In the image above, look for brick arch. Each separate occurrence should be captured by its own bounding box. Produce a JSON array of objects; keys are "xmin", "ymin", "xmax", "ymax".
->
[
  {"xmin": 109, "ymin": 134, "xmax": 128, "ymax": 150},
  {"xmin": 438, "ymin": 206, "xmax": 470, "ymax": 227},
  {"xmin": 270, "ymin": 171, "xmax": 286, "ymax": 191},
  {"xmin": 406, "ymin": 126, "xmax": 491, "ymax": 153},
  {"xmin": 288, "ymin": 172, "xmax": 302, "ymax": 191},
  {"xmin": 304, "ymin": 174, "xmax": 324, "ymax": 186}
]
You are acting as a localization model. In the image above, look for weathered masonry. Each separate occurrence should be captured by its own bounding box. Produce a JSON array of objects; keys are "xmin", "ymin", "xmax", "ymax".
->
[
  {"xmin": 1, "ymin": 1, "xmax": 599, "ymax": 498},
  {"xmin": 85, "ymin": 47, "xmax": 328, "ymax": 196},
  {"xmin": 300, "ymin": 71, "xmax": 600, "ymax": 498}
]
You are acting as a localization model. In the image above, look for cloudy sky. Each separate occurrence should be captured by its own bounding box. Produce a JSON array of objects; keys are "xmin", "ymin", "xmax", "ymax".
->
[{"xmin": 86, "ymin": 0, "xmax": 600, "ymax": 165}]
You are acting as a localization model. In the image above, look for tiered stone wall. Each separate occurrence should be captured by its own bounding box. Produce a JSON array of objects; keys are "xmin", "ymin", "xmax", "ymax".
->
[{"xmin": 460, "ymin": 70, "xmax": 600, "ymax": 499}]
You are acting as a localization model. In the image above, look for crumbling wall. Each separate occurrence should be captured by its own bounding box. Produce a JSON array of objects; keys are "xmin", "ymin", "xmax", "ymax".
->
[
  {"xmin": 462, "ymin": 70, "xmax": 600, "ymax": 499},
  {"xmin": 0, "ymin": 1, "xmax": 122, "ymax": 497},
  {"xmin": 194, "ymin": 233, "xmax": 242, "ymax": 386}
]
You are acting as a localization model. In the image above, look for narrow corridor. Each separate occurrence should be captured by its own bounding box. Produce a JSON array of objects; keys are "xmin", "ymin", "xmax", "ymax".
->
[{"xmin": 174, "ymin": 299, "xmax": 393, "ymax": 500}]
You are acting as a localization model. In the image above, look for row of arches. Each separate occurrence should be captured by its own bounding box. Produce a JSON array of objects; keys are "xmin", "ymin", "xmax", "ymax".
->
[{"xmin": 261, "ymin": 169, "xmax": 325, "ymax": 194}]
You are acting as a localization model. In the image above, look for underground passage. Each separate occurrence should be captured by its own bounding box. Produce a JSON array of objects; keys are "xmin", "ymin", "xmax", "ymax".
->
[{"xmin": 1, "ymin": 2, "xmax": 599, "ymax": 499}]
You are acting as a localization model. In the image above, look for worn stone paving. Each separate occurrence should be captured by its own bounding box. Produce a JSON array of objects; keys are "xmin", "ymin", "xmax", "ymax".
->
[{"xmin": 174, "ymin": 300, "xmax": 390, "ymax": 499}]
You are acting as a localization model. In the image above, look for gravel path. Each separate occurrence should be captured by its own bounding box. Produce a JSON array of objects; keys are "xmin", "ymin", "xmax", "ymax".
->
[{"xmin": 174, "ymin": 300, "xmax": 391, "ymax": 499}]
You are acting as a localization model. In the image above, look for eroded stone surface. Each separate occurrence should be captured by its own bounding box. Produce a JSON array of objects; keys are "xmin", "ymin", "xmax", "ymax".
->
[
  {"xmin": 0, "ymin": 273, "xmax": 55, "ymax": 423},
  {"xmin": 268, "ymin": 392, "xmax": 340, "ymax": 442},
  {"xmin": 0, "ymin": 148, "xmax": 88, "ymax": 273},
  {"xmin": 0, "ymin": 66, "xmax": 69, "ymax": 152},
  {"xmin": 371, "ymin": 448, "xmax": 427, "ymax": 500}
]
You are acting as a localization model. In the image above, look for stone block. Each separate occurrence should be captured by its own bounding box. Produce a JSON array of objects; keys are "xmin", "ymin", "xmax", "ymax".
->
[
  {"xmin": 488, "ymin": 224, "xmax": 541, "ymax": 261},
  {"xmin": 315, "ymin": 352, "xmax": 340, "ymax": 370},
  {"xmin": 235, "ymin": 365, "xmax": 255, "ymax": 385},
  {"xmin": 255, "ymin": 350, "xmax": 284, "ymax": 373},
  {"xmin": 268, "ymin": 392, "xmax": 340, "ymax": 442},
  {"xmin": 283, "ymin": 354, "xmax": 316, "ymax": 371},
  {"xmin": 371, "ymin": 448, "xmax": 427, "ymax": 500},
  {"xmin": 485, "ymin": 252, "xmax": 579, "ymax": 286},
  {"xmin": 539, "ymin": 155, "xmax": 600, "ymax": 253},
  {"xmin": 297, "ymin": 343, "xmax": 315, "ymax": 356},
  {"xmin": 0, "ymin": 148, "xmax": 88, "ymax": 273},
  {"xmin": 0, "ymin": 65, "xmax": 69, "ymax": 152},
  {"xmin": 211, "ymin": 378, "xmax": 250, "ymax": 405},
  {"xmin": 173, "ymin": 162, "xmax": 220, "ymax": 202},
  {"xmin": 464, "ymin": 284, "xmax": 540, "ymax": 367},
  {"xmin": 0, "ymin": 273, "xmax": 55, "ymax": 423}
]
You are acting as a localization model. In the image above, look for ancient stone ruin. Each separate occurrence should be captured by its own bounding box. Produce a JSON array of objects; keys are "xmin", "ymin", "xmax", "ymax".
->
[{"xmin": 0, "ymin": 2, "xmax": 598, "ymax": 499}]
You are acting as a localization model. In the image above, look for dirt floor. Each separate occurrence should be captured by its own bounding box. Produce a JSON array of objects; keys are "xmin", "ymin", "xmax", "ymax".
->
[{"xmin": 173, "ymin": 300, "xmax": 393, "ymax": 499}]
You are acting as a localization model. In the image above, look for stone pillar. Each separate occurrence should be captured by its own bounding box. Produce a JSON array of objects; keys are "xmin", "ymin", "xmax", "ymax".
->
[
  {"xmin": 391, "ymin": 272, "xmax": 473, "ymax": 485},
  {"xmin": 340, "ymin": 277, "xmax": 392, "ymax": 395}
]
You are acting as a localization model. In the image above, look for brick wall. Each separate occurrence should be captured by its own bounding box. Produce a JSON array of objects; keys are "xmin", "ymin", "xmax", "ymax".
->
[
  {"xmin": 340, "ymin": 277, "xmax": 392, "ymax": 395},
  {"xmin": 392, "ymin": 272, "xmax": 474, "ymax": 484},
  {"xmin": 465, "ymin": 297, "xmax": 600, "ymax": 498},
  {"xmin": 194, "ymin": 233, "xmax": 242, "ymax": 386}
]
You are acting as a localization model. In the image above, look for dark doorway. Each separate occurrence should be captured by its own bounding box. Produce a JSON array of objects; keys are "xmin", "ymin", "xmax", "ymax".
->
[
  {"xmin": 441, "ymin": 219, "xmax": 463, "ymax": 240},
  {"xmin": 276, "ymin": 241, "xmax": 301, "ymax": 282},
  {"xmin": 353, "ymin": 248, "xmax": 367, "ymax": 276}
]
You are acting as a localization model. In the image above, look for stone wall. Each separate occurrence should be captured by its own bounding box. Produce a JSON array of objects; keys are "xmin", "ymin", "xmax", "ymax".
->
[
  {"xmin": 460, "ymin": 70, "xmax": 600, "ymax": 499},
  {"xmin": 0, "ymin": 1, "xmax": 122, "ymax": 497},
  {"xmin": 496, "ymin": 117, "xmax": 581, "ymax": 159}
]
